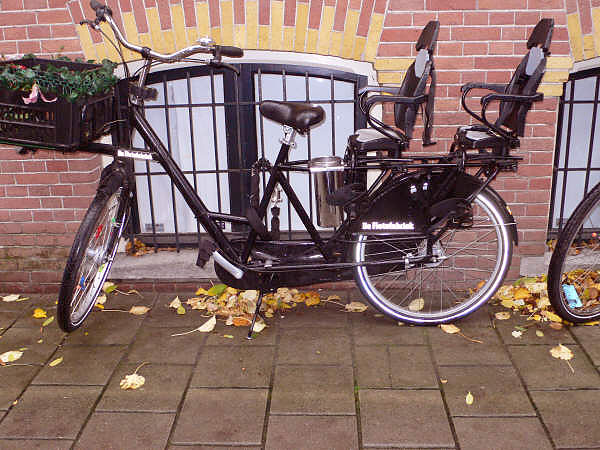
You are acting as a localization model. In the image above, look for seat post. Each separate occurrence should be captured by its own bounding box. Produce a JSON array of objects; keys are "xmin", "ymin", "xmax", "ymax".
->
[{"xmin": 280, "ymin": 125, "xmax": 297, "ymax": 147}]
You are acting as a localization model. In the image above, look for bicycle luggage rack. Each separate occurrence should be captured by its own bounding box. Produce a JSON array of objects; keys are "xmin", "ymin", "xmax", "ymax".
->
[{"xmin": 0, "ymin": 58, "xmax": 115, "ymax": 151}]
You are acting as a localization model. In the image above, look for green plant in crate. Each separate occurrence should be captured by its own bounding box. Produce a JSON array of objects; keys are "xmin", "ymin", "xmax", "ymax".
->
[{"xmin": 0, "ymin": 55, "xmax": 118, "ymax": 102}]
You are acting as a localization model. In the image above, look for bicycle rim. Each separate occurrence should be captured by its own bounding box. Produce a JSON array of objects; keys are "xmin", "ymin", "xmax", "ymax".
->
[
  {"xmin": 69, "ymin": 192, "xmax": 125, "ymax": 325},
  {"xmin": 354, "ymin": 191, "xmax": 511, "ymax": 324}
]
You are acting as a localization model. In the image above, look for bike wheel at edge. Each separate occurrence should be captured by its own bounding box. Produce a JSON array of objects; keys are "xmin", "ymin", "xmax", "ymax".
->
[
  {"xmin": 548, "ymin": 182, "xmax": 600, "ymax": 323},
  {"xmin": 353, "ymin": 189, "xmax": 513, "ymax": 324},
  {"xmin": 57, "ymin": 172, "xmax": 129, "ymax": 332}
]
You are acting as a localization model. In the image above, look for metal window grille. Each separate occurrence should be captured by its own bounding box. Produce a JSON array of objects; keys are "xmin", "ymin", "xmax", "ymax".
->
[
  {"xmin": 129, "ymin": 63, "xmax": 368, "ymax": 249},
  {"xmin": 549, "ymin": 68, "xmax": 600, "ymax": 236}
]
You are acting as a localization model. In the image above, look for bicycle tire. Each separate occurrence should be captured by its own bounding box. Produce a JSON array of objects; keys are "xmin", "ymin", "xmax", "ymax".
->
[
  {"xmin": 548, "ymin": 182, "xmax": 600, "ymax": 323},
  {"xmin": 353, "ymin": 188, "xmax": 513, "ymax": 324},
  {"xmin": 57, "ymin": 169, "xmax": 129, "ymax": 332}
]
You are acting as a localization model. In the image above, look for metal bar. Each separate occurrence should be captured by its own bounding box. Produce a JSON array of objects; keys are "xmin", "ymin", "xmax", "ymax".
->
[
  {"xmin": 330, "ymin": 74, "xmax": 336, "ymax": 155},
  {"xmin": 282, "ymin": 69, "xmax": 292, "ymax": 239},
  {"xmin": 583, "ymin": 75, "xmax": 600, "ymax": 197},
  {"xmin": 185, "ymin": 71, "xmax": 201, "ymax": 236},
  {"xmin": 162, "ymin": 74, "xmax": 181, "ymax": 252},
  {"xmin": 558, "ymin": 79, "xmax": 576, "ymax": 233},
  {"xmin": 210, "ymin": 68, "xmax": 223, "ymax": 214},
  {"xmin": 305, "ymin": 71, "xmax": 313, "ymax": 223}
]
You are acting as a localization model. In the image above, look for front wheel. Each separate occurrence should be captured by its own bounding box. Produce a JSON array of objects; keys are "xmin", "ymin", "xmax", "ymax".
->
[
  {"xmin": 57, "ymin": 169, "xmax": 129, "ymax": 332},
  {"xmin": 353, "ymin": 189, "xmax": 513, "ymax": 324},
  {"xmin": 548, "ymin": 183, "xmax": 600, "ymax": 323}
]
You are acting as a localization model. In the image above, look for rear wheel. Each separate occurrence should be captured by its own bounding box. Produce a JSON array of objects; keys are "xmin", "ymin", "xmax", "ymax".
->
[
  {"xmin": 353, "ymin": 189, "xmax": 513, "ymax": 324},
  {"xmin": 548, "ymin": 182, "xmax": 600, "ymax": 322},
  {"xmin": 57, "ymin": 170, "xmax": 129, "ymax": 332}
]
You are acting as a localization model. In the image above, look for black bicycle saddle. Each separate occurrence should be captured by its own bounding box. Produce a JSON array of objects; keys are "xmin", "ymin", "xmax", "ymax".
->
[{"xmin": 259, "ymin": 101, "xmax": 324, "ymax": 134}]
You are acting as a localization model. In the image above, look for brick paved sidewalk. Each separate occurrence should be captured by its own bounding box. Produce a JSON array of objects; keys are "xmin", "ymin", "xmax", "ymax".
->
[{"xmin": 1, "ymin": 289, "xmax": 600, "ymax": 449}]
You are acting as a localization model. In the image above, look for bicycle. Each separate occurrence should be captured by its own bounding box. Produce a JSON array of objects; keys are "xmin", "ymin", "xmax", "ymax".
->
[
  {"xmin": 1, "ymin": 1, "xmax": 554, "ymax": 334},
  {"xmin": 548, "ymin": 181, "xmax": 600, "ymax": 322}
]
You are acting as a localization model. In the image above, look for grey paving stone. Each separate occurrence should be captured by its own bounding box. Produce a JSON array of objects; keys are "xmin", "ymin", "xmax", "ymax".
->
[
  {"xmin": 494, "ymin": 315, "xmax": 574, "ymax": 345},
  {"xmin": 81, "ymin": 308, "xmax": 146, "ymax": 329},
  {"xmin": 204, "ymin": 322, "xmax": 277, "ymax": 345},
  {"xmin": 0, "ymin": 439, "xmax": 73, "ymax": 449},
  {"xmin": 125, "ymin": 327, "xmax": 205, "ymax": 364},
  {"xmin": 278, "ymin": 328, "xmax": 352, "ymax": 365},
  {"xmin": 570, "ymin": 325, "xmax": 600, "ymax": 366},
  {"xmin": 270, "ymin": 365, "xmax": 355, "ymax": 414},
  {"xmin": 190, "ymin": 346, "xmax": 273, "ymax": 388},
  {"xmin": 63, "ymin": 319, "xmax": 142, "ymax": 346},
  {"xmin": 351, "ymin": 314, "xmax": 426, "ymax": 345},
  {"xmin": 453, "ymin": 417, "xmax": 552, "ymax": 450},
  {"xmin": 0, "ymin": 365, "xmax": 39, "ymax": 410},
  {"xmin": 428, "ymin": 326, "xmax": 511, "ymax": 366},
  {"xmin": 354, "ymin": 345, "xmax": 437, "ymax": 388},
  {"xmin": 172, "ymin": 388, "xmax": 267, "ymax": 445},
  {"xmin": 100, "ymin": 290, "xmax": 157, "ymax": 310},
  {"xmin": 32, "ymin": 345, "xmax": 126, "ymax": 385},
  {"xmin": 508, "ymin": 344, "xmax": 600, "ymax": 389},
  {"xmin": 0, "ymin": 327, "xmax": 65, "ymax": 366},
  {"xmin": 169, "ymin": 447, "xmax": 260, "ymax": 450},
  {"xmin": 359, "ymin": 389, "xmax": 454, "ymax": 447},
  {"xmin": 97, "ymin": 363, "xmax": 192, "ymax": 412},
  {"xmin": 0, "ymin": 311, "xmax": 20, "ymax": 331},
  {"xmin": 439, "ymin": 366, "xmax": 535, "ymax": 417},
  {"xmin": 277, "ymin": 303, "xmax": 349, "ymax": 328},
  {"xmin": 75, "ymin": 412, "xmax": 175, "ymax": 450},
  {"xmin": 0, "ymin": 296, "xmax": 56, "ymax": 312},
  {"xmin": 265, "ymin": 415, "xmax": 358, "ymax": 450},
  {"xmin": 144, "ymin": 293, "xmax": 217, "ymax": 327},
  {"xmin": 455, "ymin": 305, "xmax": 494, "ymax": 327},
  {"xmin": 0, "ymin": 385, "xmax": 101, "ymax": 439},
  {"xmin": 531, "ymin": 390, "xmax": 600, "ymax": 449}
]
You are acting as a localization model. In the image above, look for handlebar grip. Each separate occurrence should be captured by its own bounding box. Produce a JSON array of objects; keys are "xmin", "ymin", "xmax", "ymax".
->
[
  {"xmin": 216, "ymin": 45, "xmax": 244, "ymax": 58},
  {"xmin": 90, "ymin": 0, "xmax": 103, "ymax": 11}
]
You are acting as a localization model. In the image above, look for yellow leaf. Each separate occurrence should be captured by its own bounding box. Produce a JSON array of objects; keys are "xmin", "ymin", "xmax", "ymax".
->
[
  {"xmin": 95, "ymin": 303, "xmax": 104, "ymax": 309},
  {"xmin": 536, "ymin": 296, "xmax": 551, "ymax": 309},
  {"xmin": 96, "ymin": 294, "xmax": 107, "ymax": 305},
  {"xmin": 465, "ymin": 391, "xmax": 474, "ymax": 405},
  {"xmin": 584, "ymin": 321, "xmax": 600, "ymax": 326},
  {"xmin": 513, "ymin": 287, "xmax": 531, "ymax": 300},
  {"xmin": 501, "ymin": 299, "xmax": 517, "ymax": 309},
  {"xmin": 198, "ymin": 315, "xmax": 216, "ymax": 332},
  {"xmin": 524, "ymin": 281, "xmax": 547, "ymax": 295},
  {"xmin": 32, "ymin": 308, "xmax": 47, "ymax": 319},
  {"xmin": 345, "ymin": 302, "xmax": 368, "ymax": 312},
  {"xmin": 542, "ymin": 310, "xmax": 563, "ymax": 323},
  {"xmin": 120, "ymin": 373, "xmax": 145, "ymax": 390},
  {"xmin": 550, "ymin": 344, "xmax": 573, "ymax": 360},
  {"xmin": 326, "ymin": 294, "xmax": 341, "ymax": 302},
  {"xmin": 252, "ymin": 320, "xmax": 267, "ymax": 333},
  {"xmin": 232, "ymin": 316, "xmax": 251, "ymax": 327},
  {"xmin": 549, "ymin": 322, "xmax": 563, "ymax": 330},
  {"xmin": 223, "ymin": 334, "xmax": 234, "ymax": 339},
  {"xmin": 440, "ymin": 324, "xmax": 460, "ymax": 334},
  {"xmin": 103, "ymin": 281, "xmax": 117, "ymax": 294},
  {"xmin": 0, "ymin": 350, "xmax": 23, "ymax": 363},
  {"xmin": 42, "ymin": 316, "xmax": 54, "ymax": 327},
  {"xmin": 536, "ymin": 330, "xmax": 544, "ymax": 337},
  {"xmin": 195, "ymin": 287, "xmax": 209, "ymax": 296},
  {"xmin": 49, "ymin": 356, "xmax": 63, "ymax": 367},
  {"xmin": 494, "ymin": 311, "xmax": 511, "ymax": 320},
  {"xmin": 129, "ymin": 306, "xmax": 151, "ymax": 315},
  {"xmin": 409, "ymin": 298, "xmax": 425, "ymax": 312},
  {"xmin": 176, "ymin": 305, "xmax": 186, "ymax": 315},
  {"xmin": 304, "ymin": 292, "xmax": 321, "ymax": 307}
]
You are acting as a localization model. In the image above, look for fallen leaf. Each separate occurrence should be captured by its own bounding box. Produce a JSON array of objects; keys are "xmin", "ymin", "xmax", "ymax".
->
[
  {"xmin": 536, "ymin": 330, "xmax": 544, "ymax": 337},
  {"xmin": 465, "ymin": 391, "xmax": 474, "ymax": 405},
  {"xmin": 195, "ymin": 287, "xmax": 209, "ymax": 296},
  {"xmin": 95, "ymin": 303, "xmax": 104, "ymax": 310},
  {"xmin": 103, "ymin": 281, "xmax": 117, "ymax": 294},
  {"xmin": 0, "ymin": 350, "xmax": 23, "ymax": 363},
  {"xmin": 120, "ymin": 373, "xmax": 145, "ymax": 390},
  {"xmin": 409, "ymin": 298, "xmax": 425, "ymax": 312},
  {"xmin": 49, "ymin": 357, "xmax": 63, "ymax": 367},
  {"xmin": 542, "ymin": 310, "xmax": 563, "ymax": 323},
  {"xmin": 169, "ymin": 296, "xmax": 182, "ymax": 309},
  {"xmin": 206, "ymin": 284, "xmax": 227, "ymax": 297},
  {"xmin": 129, "ymin": 306, "xmax": 151, "ymax": 315},
  {"xmin": 495, "ymin": 311, "xmax": 511, "ymax": 320},
  {"xmin": 252, "ymin": 320, "xmax": 267, "ymax": 333},
  {"xmin": 225, "ymin": 315, "xmax": 234, "ymax": 326},
  {"xmin": 584, "ymin": 321, "xmax": 600, "ymax": 326},
  {"xmin": 345, "ymin": 302, "xmax": 368, "ymax": 312},
  {"xmin": 232, "ymin": 316, "xmax": 251, "ymax": 327},
  {"xmin": 440, "ymin": 324, "xmax": 460, "ymax": 334},
  {"xmin": 2, "ymin": 294, "xmax": 26, "ymax": 302},
  {"xmin": 96, "ymin": 294, "xmax": 107, "ymax": 305},
  {"xmin": 550, "ymin": 344, "xmax": 573, "ymax": 360},
  {"xmin": 198, "ymin": 315, "xmax": 217, "ymax": 332},
  {"xmin": 549, "ymin": 322, "xmax": 563, "ymax": 330},
  {"xmin": 32, "ymin": 308, "xmax": 47, "ymax": 319},
  {"xmin": 223, "ymin": 334, "xmax": 234, "ymax": 339},
  {"xmin": 176, "ymin": 305, "xmax": 186, "ymax": 315},
  {"xmin": 42, "ymin": 316, "xmax": 54, "ymax": 327},
  {"xmin": 304, "ymin": 292, "xmax": 321, "ymax": 307},
  {"xmin": 513, "ymin": 287, "xmax": 531, "ymax": 300},
  {"xmin": 512, "ymin": 330, "xmax": 523, "ymax": 338}
]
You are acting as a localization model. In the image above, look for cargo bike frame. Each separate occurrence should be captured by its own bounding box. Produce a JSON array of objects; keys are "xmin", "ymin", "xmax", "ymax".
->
[{"xmin": 1, "ymin": 2, "xmax": 554, "ymax": 334}]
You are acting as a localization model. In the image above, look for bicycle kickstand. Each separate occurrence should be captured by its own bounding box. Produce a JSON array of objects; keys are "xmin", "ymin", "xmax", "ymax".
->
[{"xmin": 247, "ymin": 291, "xmax": 264, "ymax": 340}]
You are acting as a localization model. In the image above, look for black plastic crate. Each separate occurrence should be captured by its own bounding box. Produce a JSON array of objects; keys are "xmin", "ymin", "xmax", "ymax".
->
[{"xmin": 0, "ymin": 58, "xmax": 116, "ymax": 151}]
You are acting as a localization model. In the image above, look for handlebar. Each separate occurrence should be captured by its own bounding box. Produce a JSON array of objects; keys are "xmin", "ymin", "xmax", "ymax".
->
[{"xmin": 86, "ymin": 0, "xmax": 243, "ymax": 64}]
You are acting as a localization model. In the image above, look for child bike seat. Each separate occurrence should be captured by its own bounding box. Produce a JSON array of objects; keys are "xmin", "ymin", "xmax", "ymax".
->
[{"xmin": 259, "ymin": 101, "xmax": 325, "ymax": 134}]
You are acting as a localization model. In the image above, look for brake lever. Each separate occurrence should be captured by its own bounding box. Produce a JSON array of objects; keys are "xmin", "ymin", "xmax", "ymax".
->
[{"xmin": 209, "ymin": 60, "xmax": 240, "ymax": 75}]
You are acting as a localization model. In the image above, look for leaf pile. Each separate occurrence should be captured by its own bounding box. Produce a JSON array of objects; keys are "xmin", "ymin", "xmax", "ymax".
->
[{"xmin": 125, "ymin": 238, "xmax": 176, "ymax": 257}]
